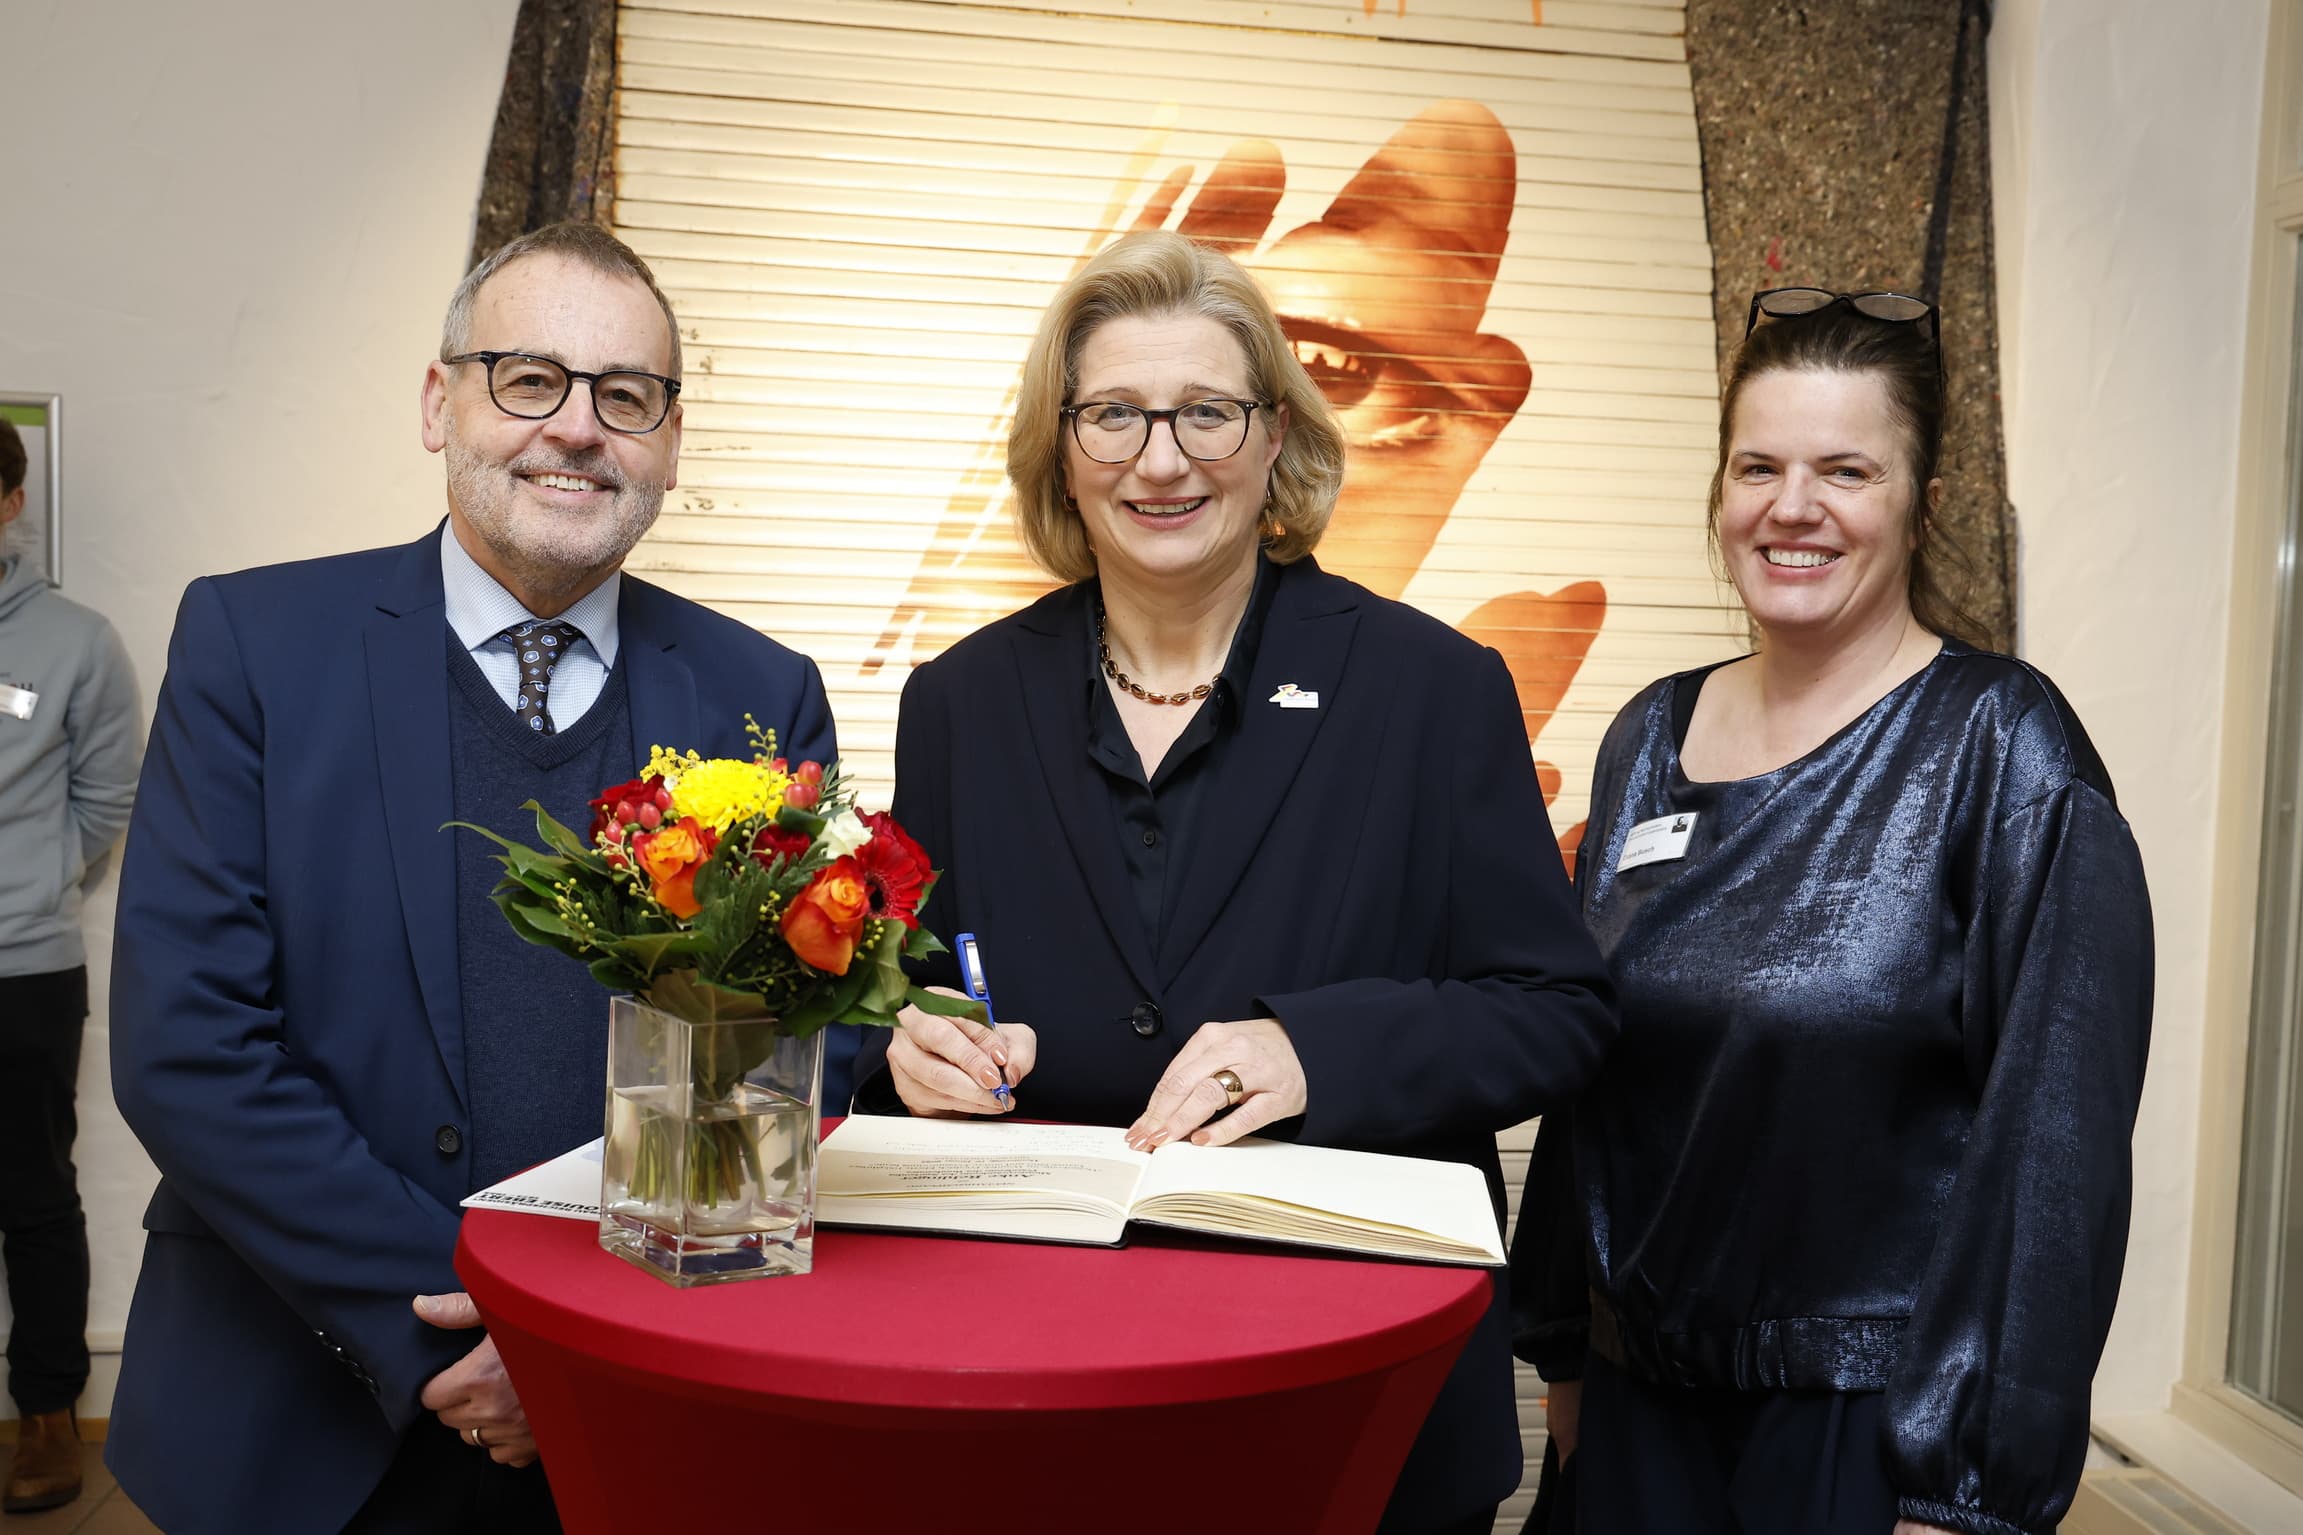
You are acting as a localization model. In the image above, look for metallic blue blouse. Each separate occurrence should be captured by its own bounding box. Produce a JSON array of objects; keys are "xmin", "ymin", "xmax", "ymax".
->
[{"xmin": 1514, "ymin": 642, "xmax": 2154, "ymax": 1535}]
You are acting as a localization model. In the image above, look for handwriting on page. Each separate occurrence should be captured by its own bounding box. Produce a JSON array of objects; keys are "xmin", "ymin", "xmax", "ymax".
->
[{"xmin": 841, "ymin": 1154, "xmax": 1131, "ymax": 1188}]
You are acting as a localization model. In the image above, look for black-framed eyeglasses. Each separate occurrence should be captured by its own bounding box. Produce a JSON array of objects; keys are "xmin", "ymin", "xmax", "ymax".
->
[
  {"xmin": 1745, "ymin": 288, "xmax": 1942, "ymax": 374},
  {"xmin": 445, "ymin": 351, "xmax": 681, "ymax": 435},
  {"xmin": 1061, "ymin": 398, "xmax": 1266, "ymax": 464}
]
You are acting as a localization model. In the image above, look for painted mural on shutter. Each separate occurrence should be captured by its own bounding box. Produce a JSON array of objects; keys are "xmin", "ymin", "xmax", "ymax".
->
[{"xmin": 612, "ymin": 0, "xmax": 1739, "ymax": 854}]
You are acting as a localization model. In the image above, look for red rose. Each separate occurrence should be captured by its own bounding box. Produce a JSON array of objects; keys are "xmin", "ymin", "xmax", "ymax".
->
[
  {"xmin": 589, "ymin": 774, "xmax": 666, "ymax": 846},
  {"xmin": 781, "ymin": 857, "xmax": 871, "ymax": 974},
  {"xmin": 855, "ymin": 812, "xmax": 931, "ymax": 929},
  {"xmin": 749, "ymin": 823, "xmax": 813, "ymax": 870}
]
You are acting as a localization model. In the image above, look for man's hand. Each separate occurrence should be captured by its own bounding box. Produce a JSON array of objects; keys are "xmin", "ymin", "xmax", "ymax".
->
[{"xmin": 414, "ymin": 1291, "xmax": 538, "ymax": 1467}]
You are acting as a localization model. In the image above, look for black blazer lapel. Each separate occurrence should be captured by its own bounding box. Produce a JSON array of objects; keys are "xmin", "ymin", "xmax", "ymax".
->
[
  {"xmin": 1010, "ymin": 591, "xmax": 1163, "ymax": 1001},
  {"xmin": 364, "ymin": 530, "xmax": 467, "ymax": 1111},
  {"xmin": 617, "ymin": 580, "xmax": 702, "ymax": 763},
  {"xmin": 1157, "ymin": 562, "xmax": 1360, "ymax": 986}
]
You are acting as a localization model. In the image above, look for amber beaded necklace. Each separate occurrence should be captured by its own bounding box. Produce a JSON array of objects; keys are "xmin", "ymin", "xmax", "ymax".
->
[{"xmin": 1094, "ymin": 600, "xmax": 1217, "ymax": 707}]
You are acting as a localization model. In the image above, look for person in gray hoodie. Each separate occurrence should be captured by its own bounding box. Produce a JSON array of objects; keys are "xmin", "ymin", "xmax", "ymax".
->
[{"xmin": 0, "ymin": 416, "xmax": 141, "ymax": 1514}]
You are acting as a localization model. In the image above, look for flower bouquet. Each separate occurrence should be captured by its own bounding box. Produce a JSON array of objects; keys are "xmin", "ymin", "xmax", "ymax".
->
[{"xmin": 454, "ymin": 719, "xmax": 976, "ymax": 1285}]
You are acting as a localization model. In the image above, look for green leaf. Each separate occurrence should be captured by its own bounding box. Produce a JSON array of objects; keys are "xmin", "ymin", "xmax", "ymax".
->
[
  {"xmin": 776, "ymin": 992, "xmax": 841, "ymax": 1037},
  {"xmin": 523, "ymin": 800, "xmax": 609, "ymax": 871},
  {"xmin": 858, "ymin": 923, "xmax": 912, "ymax": 1015},
  {"xmin": 508, "ymin": 904, "xmax": 580, "ymax": 940},
  {"xmin": 444, "ymin": 820, "xmax": 572, "ymax": 883},
  {"xmin": 495, "ymin": 895, "xmax": 585, "ymax": 959},
  {"xmin": 610, "ymin": 931, "xmax": 712, "ymax": 978},
  {"xmin": 644, "ymin": 968, "xmax": 775, "ymax": 1023},
  {"xmin": 588, "ymin": 956, "xmax": 643, "ymax": 992},
  {"xmin": 905, "ymin": 986, "xmax": 988, "ymax": 1026},
  {"xmin": 775, "ymin": 804, "xmax": 827, "ymax": 838}
]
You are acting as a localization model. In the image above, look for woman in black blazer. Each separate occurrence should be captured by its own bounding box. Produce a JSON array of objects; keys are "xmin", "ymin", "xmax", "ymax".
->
[{"xmin": 851, "ymin": 230, "xmax": 1617, "ymax": 1535}]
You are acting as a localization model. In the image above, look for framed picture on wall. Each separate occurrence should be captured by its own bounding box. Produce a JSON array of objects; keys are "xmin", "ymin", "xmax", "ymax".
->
[{"xmin": 1, "ymin": 391, "xmax": 61, "ymax": 588}]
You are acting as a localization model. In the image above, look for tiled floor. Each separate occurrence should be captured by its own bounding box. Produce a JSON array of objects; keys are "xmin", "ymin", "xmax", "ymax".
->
[{"xmin": 3, "ymin": 1444, "xmax": 159, "ymax": 1534}]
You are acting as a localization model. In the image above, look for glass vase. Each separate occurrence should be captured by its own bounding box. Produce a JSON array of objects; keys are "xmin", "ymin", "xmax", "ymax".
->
[{"xmin": 598, "ymin": 995, "xmax": 822, "ymax": 1286}]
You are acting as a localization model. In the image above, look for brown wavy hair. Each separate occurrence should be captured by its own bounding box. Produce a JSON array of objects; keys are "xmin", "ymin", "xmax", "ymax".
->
[
  {"xmin": 1007, "ymin": 231, "xmax": 1346, "ymax": 583},
  {"xmin": 1709, "ymin": 304, "xmax": 1988, "ymax": 648}
]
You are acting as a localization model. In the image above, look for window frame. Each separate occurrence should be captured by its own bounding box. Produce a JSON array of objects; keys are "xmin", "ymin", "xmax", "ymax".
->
[{"xmin": 2182, "ymin": 0, "xmax": 2303, "ymax": 1493}]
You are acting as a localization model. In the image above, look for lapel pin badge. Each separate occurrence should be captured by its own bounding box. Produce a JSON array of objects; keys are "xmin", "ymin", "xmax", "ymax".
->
[{"xmin": 1269, "ymin": 683, "xmax": 1319, "ymax": 710}]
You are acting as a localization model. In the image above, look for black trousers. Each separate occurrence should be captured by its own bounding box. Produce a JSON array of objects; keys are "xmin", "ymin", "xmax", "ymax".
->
[
  {"xmin": 342, "ymin": 1416, "xmax": 560, "ymax": 1534},
  {"xmin": 1556, "ymin": 1354, "xmax": 1900, "ymax": 1535},
  {"xmin": 0, "ymin": 966, "xmax": 91, "ymax": 1416}
]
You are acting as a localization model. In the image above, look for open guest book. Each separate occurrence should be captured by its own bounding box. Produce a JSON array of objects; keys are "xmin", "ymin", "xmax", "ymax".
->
[{"xmin": 817, "ymin": 1115, "xmax": 1506, "ymax": 1266}]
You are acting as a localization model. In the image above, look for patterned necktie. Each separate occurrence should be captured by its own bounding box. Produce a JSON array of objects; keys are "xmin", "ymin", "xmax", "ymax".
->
[{"xmin": 502, "ymin": 620, "xmax": 584, "ymax": 735}]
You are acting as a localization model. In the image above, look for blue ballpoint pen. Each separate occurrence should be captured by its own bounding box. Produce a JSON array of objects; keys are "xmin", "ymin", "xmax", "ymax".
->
[{"xmin": 955, "ymin": 932, "xmax": 1012, "ymax": 1107}]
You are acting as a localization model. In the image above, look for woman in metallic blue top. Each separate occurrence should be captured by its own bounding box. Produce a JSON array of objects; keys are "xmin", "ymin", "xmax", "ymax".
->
[{"xmin": 1512, "ymin": 292, "xmax": 2153, "ymax": 1535}]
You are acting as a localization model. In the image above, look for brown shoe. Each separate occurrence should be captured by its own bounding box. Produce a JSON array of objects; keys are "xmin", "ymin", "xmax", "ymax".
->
[{"xmin": 2, "ymin": 1409, "xmax": 83, "ymax": 1514}]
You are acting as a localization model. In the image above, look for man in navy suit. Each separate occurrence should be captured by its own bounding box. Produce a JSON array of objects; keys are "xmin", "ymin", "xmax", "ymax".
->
[{"xmin": 105, "ymin": 223, "xmax": 841, "ymax": 1532}]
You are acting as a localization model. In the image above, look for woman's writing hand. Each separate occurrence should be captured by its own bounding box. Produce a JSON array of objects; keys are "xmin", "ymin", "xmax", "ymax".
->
[
  {"xmin": 887, "ymin": 987, "xmax": 1037, "ymax": 1117},
  {"xmin": 1127, "ymin": 1016, "xmax": 1307, "ymax": 1149}
]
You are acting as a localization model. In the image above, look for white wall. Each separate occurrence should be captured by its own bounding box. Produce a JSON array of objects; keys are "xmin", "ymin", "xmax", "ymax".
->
[
  {"xmin": 1989, "ymin": 0, "xmax": 2271, "ymax": 1415},
  {"xmin": 0, "ymin": 0, "xmax": 519, "ymax": 1415}
]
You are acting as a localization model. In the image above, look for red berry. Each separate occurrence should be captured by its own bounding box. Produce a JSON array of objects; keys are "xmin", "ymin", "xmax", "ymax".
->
[
  {"xmin": 769, "ymin": 757, "xmax": 789, "ymax": 774},
  {"xmin": 652, "ymin": 786, "xmax": 673, "ymax": 810},
  {"xmin": 615, "ymin": 799, "xmax": 637, "ymax": 825},
  {"xmin": 637, "ymin": 802, "xmax": 663, "ymax": 830},
  {"xmin": 785, "ymin": 782, "xmax": 820, "ymax": 810},
  {"xmin": 795, "ymin": 761, "xmax": 825, "ymax": 786}
]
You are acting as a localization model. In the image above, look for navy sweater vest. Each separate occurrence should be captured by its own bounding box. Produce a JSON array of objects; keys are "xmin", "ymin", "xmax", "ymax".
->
[{"xmin": 448, "ymin": 640, "xmax": 632, "ymax": 1190}]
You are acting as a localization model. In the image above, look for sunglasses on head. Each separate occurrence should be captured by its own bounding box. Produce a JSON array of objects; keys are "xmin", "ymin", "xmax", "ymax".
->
[{"xmin": 1744, "ymin": 288, "xmax": 1943, "ymax": 375}]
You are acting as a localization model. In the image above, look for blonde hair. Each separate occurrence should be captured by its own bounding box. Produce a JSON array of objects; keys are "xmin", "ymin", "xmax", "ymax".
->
[{"xmin": 1007, "ymin": 231, "xmax": 1346, "ymax": 582}]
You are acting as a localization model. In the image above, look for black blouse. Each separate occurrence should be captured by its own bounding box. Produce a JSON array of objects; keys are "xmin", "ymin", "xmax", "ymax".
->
[{"xmin": 1512, "ymin": 642, "xmax": 2153, "ymax": 1535}]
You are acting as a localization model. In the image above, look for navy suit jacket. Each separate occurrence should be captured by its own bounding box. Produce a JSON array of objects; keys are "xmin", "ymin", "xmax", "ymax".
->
[
  {"xmin": 855, "ymin": 557, "xmax": 1616, "ymax": 1530},
  {"xmin": 105, "ymin": 528, "xmax": 839, "ymax": 1533}
]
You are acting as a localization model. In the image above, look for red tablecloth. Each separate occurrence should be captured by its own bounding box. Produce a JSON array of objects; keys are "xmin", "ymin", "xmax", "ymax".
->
[{"xmin": 457, "ymin": 1163, "xmax": 1493, "ymax": 1533}]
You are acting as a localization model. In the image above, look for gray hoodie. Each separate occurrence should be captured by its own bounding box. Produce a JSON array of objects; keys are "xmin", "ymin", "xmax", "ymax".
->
[{"xmin": 0, "ymin": 550, "xmax": 142, "ymax": 976}]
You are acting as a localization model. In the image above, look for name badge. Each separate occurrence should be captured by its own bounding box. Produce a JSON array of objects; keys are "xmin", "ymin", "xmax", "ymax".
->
[
  {"xmin": 1269, "ymin": 683, "xmax": 1319, "ymax": 709},
  {"xmin": 1617, "ymin": 811, "xmax": 1697, "ymax": 872},
  {"xmin": 0, "ymin": 682, "xmax": 36, "ymax": 721}
]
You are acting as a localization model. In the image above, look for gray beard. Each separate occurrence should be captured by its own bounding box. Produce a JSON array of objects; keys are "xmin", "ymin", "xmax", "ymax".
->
[{"xmin": 443, "ymin": 429, "xmax": 665, "ymax": 609}]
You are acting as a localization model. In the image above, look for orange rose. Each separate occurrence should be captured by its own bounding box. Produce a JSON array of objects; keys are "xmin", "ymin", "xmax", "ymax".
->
[
  {"xmin": 781, "ymin": 856, "xmax": 871, "ymax": 974},
  {"xmin": 633, "ymin": 817, "xmax": 714, "ymax": 919}
]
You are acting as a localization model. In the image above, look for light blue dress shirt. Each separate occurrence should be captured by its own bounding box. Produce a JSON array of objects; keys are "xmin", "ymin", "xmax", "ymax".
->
[{"xmin": 439, "ymin": 527, "xmax": 620, "ymax": 731}]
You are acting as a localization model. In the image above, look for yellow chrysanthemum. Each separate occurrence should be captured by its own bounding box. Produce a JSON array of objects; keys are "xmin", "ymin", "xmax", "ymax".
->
[{"xmin": 652, "ymin": 753, "xmax": 789, "ymax": 835}]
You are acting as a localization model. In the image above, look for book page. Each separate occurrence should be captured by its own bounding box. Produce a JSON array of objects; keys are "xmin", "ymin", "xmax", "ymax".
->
[
  {"xmin": 1131, "ymin": 1136, "xmax": 1505, "ymax": 1265},
  {"xmin": 461, "ymin": 1137, "xmax": 603, "ymax": 1222},
  {"xmin": 818, "ymin": 1117, "xmax": 1152, "ymax": 1244}
]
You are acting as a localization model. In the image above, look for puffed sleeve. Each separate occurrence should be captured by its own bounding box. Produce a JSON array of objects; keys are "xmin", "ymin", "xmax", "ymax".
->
[
  {"xmin": 1509, "ymin": 781, "xmax": 1621, "ymax": 1381},
  {"xmin": 1509, "ymin": 1105, "xmax": 1590, "ymax": 1381},
  {"xmin": 1886, "ymin": 772, "xmax": 2153, "ymax": 1535}
]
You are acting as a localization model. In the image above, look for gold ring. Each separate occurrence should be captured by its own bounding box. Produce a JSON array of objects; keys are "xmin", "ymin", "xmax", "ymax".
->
[
  {"xmin": 468, "ymin": 1425, "xmax": 486, "ymax": 1448},
  {"xmin": 1212, "ymin": 1069, "xmax": 1245, "ymax": 1108}
]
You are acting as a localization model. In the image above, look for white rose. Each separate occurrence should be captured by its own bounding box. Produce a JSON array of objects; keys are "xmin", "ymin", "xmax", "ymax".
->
[{"xmin": 817, "ymin": 808, "xmax": 870, "ymax": 859}]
